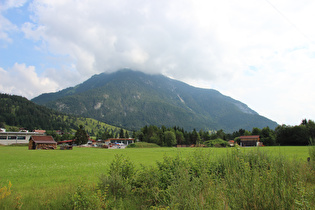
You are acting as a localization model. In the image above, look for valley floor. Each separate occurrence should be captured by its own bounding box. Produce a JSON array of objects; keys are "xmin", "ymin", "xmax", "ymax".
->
[{"xmin": 0, "ymin": 146, "xmax": 313, "ymax": 209}]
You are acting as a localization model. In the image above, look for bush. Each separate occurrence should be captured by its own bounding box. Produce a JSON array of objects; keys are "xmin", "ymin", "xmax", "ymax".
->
[
  {"xmin": 127, "ymin": 143, "xmax": 136, "ymax": 148},
  {"xmin": 98, "ymin": 149, "xmax": 315, "ymax": 209},
  {"xmin": 70, "ymin": 182, "xmax": 107, "ymax": 210},
  {"xmin": 98, "ymin": 154, "xmax": 135, "ymax": 197},
  {"xmin": 205, "ymin": 138, "xmax": 229, "ymax": 147}
]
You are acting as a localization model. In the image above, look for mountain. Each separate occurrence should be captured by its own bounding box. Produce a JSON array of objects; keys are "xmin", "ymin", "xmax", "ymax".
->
[
  {"xmin": 0, "ymin": 93, "xmax": 125, "ymax": 135},
  {"xmin": 32, "ymin": 69, "xmax": 278, "ymax": 132}
]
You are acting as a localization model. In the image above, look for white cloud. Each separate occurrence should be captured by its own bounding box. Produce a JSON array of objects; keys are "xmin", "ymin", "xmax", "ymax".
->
[
  {"xmin": 1, "ymin": 0, "xmax": 315, "ymax": 125},
  {"xmin": 0, "ymin": 63, "xmax": 59, "ymax": 99},
  {"xmin": 0, "ymin": 0, "xmax": 28, "ymax": 43}
]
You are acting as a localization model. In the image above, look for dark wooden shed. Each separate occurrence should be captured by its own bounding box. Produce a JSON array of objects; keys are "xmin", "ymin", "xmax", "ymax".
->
[
  {"xmin": 239, "ymin": 135, "xmax": 260, "ymax": 147},
  {"xmin": 29, "ymin": 136, "xmax": 57, "ymax": 150}
]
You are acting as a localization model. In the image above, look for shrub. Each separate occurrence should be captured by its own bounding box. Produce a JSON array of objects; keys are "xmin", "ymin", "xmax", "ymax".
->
[
  {"xmin": 127, "ymin": 143, "xmax": 136, "ymax": 148},
  {"xmin": 98, "ymin": 148, "xmax": 315, "ymax": 209},
  {"xmin": 205, "ymin": 138, "xmax": 229, "ymax": 147},
  {"xmin": 98, "ymin": 154, "xmax": 135, "ymax": 197},
  {"xmin": 70, "ymin": 182, "xmax": 107, "ymax": 210}
]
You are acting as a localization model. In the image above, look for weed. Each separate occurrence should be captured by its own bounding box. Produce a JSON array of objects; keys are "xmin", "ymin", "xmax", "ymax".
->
[{"xmin": 0, "ymin": 181, "xmax": 11, "ymax": 200}]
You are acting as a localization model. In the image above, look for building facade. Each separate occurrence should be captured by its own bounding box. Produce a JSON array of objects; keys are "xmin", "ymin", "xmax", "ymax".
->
[
  {"xmin": 0, "ymin": 131, "xmax": 45, "ymax": 145},
  {"xmin": 239, "ymin": 135, "xmax": 260, "ymax": 147}
]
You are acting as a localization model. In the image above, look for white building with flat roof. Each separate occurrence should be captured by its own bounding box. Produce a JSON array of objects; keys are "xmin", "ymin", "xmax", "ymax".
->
[{"xmin": 0, "ymin": 131, "xmax": 45, "ymax": 145}]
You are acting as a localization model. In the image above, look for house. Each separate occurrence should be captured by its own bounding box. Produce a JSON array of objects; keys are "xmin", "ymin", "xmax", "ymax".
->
[
  {"xmin": 228, "ymin": 140, "xmax": 235, "ymax": 147},
  {"xmin": 239, "ymin": 135, "xmax": 260, "ymax": 147},
  {"xmin": 0, "ymin": 131, "xmax": 45, "ymax": 145},
  {"xmin": 29, "ymin": 136, "xmax": 57, "ymax": 150},
  {"xmin": 57, "ymin": 140, "xmax": 75, "ymax": 145}
]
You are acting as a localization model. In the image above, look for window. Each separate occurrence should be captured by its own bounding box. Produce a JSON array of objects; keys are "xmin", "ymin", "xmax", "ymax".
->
[
  {"xmin": 8, "ymin": 136, "xmax": 17, "ymax": 140},
  {"xmin": 17, "ymin": 136, "xmax": 26, "ymax": 140},
  {"xmin": 0, "ymin": 136, "xmax": 7, "ymax": 140}
]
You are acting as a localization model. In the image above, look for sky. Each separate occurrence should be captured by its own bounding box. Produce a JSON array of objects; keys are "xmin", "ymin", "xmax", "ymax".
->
[{"xmin": 0, "ymin": 0, "xmax": 315, "ymax": 126}]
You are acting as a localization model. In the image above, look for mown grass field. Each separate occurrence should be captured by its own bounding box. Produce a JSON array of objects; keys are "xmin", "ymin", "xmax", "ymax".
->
[{"xmin": 0, "ymin": 145, "xmax": 312, "ymax": 209}]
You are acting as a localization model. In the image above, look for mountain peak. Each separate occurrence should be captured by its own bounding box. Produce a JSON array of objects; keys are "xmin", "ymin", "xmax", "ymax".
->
[{"xmin": 32, "ymin": 70, "xmax": 277, "ymax": 132}]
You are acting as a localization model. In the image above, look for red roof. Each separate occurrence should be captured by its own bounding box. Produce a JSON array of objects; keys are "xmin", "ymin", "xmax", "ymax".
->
[{"xmin": 31, "ymin": 136, "xmax": 56, "ymax": 144}]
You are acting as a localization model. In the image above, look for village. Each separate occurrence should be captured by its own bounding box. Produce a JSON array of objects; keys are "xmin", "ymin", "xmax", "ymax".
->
[
  {"xmin": 0, "ymin": 127, "xmax": 262, "ymax": 149},
  {"xmin": 0, "ymin": 127, "xmax": 135, "ymax": 149}
]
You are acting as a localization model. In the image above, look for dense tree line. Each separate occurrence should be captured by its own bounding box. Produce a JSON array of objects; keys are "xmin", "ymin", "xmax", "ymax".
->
[
  {"xmin": 0, "ymin": 93, "xmax": 71, "ymax": 131},
  {"xmin": 0, "ymin": 94, "xmax": 123, "ymax": 138},
  {"xmin": 134, "ymin": 119, "xmax": 315, "ymax": 146}
]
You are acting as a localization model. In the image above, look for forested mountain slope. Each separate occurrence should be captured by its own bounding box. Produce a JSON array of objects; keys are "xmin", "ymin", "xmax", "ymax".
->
[
  {"xmin": 32, "ymin": 69, "xmax": 278, "ymax": 132},
  {"xmin": 0, "ymin": 93, "xmax": 123, "ymax": 135}
]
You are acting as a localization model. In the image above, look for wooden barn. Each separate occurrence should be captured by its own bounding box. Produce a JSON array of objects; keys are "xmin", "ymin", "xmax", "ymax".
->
[
  {"xmin": 29, "ymin": 136, "xmax": 57, "ymax": 150},
  {"xmin": 239, "ymin": 135, "xmax": 260, "ymax": 147}
]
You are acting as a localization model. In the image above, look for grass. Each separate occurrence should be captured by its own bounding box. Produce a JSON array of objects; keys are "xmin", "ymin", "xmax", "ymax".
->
[
  {"xmin": 0, "ymin": 146, "xmax": 312, "ymax": 209},
  {"xmin": 127, "ymin": 142, "xmax": 161, "ymax": 148}
]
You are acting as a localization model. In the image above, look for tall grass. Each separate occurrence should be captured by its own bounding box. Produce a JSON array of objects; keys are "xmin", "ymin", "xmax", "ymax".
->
[
  {"xmin": 0, "ymin": 146, "xmax": 313, "ymax": 209},
  {"xmin": 98, "ymin": 148, "xmax": 315, "ymax": 209}
]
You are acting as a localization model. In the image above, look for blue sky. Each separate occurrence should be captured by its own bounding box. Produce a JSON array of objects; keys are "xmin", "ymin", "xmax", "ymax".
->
[{"xmin": 1, "ymin": 0, "xmax": 315, "ymax": 126}]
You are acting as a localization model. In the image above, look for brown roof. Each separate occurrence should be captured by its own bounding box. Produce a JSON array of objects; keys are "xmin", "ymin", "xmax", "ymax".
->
[
  {"xmin": 57, "ymin": 140, "xmax": 74, "ymax": 145},
  {"xmin": 240, "ymin": 135, "xmax": 260, "ymax": 139},
  {"xmin": 31, "ymin": 136, "xmax": 57, "ymax": 144},
  {"xmin": 239, "ymin": 135, "xmax": 260, "ymax": 141}
]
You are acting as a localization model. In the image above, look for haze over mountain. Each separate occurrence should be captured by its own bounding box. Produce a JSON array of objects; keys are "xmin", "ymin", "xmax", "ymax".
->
[{"xmin": 32, "ymin": 69, "xmax": 278, "ymax": 132}]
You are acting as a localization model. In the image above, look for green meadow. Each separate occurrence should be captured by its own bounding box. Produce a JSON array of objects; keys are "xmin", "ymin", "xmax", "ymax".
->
[{"xmin": 0, "ymin": 146, "xmax": 313, "ymax": 209}]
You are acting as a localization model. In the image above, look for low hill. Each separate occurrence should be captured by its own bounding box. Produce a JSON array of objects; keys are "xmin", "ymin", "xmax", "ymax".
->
[
  {"xmin": 0, "ymin": 93, "xmax": 124, "ymax": 135},
  {"xmin": 32, "ymin": 69, "xmax": 278, "ymax": 132}
]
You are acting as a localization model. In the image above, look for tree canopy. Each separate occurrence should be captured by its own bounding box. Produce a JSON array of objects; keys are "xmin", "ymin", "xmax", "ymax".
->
[{"xmin": 74, "ymin": 125, "xmax": 89, "ymax": 145}]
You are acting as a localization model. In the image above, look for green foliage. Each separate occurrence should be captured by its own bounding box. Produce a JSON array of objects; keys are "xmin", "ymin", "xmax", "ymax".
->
[
  {"xmin": 70, "ymin": 182, "xmax": 105, "ymax": 210},
  {"xmin": 0, "ymin": 146, "xmax": 313, "ymax": 209},
  {"xmin": 127, "ymin": 142, "xmax": 160, "ymax": 148},
  {"xmin": 276, "ymin": 119, "xmax": 315, "ymax": 145},
  {"xmin": 164, "ymin": 131, "xmax": 176, "ymax": 147},
  {"xmin": 98, "ymin": 154, "xmax": 134, "ymax": 197},
  {"xmin": 205, "ymin": 138, "xmax": 230, "ymax": 147},
  {"xmin": 31, "ymin": 70, "xmax": 278, "ymax": 132},
  {"xmin": 98, "ymin": 149, "xmax": 315, "ymax": 209},
  {"xmin": 0, "ymin": 93, "xmax": 69, "ymax": 131},
  {"xmin": 74, "ymin": 125, "xmax": 89, "ymax": 145},
  {"xmin": 0, "ymin": 93, "xmax": 124, "ymax": 137}
]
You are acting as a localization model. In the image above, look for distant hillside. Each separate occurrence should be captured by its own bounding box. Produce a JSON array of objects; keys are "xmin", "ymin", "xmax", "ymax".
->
[
  {"xmin": 32, "ymin": 69, "xmax": 278, "ymax": 132},
  {"xmin": 0, "ymin": 93, "xmax": 124, "ymax": 135}
]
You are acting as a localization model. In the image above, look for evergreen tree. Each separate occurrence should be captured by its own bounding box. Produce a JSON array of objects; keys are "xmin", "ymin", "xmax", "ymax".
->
[
  {"xmin": 119, "ymin": 128, "xmax": 125, "ymax": 138},
  {"xmin": 74, "ymin": 125, "xmax": 89, "ymax": 145},
  {"xmin": 125, "ymin": 131, "xmax": 129, "ymax": 138}
]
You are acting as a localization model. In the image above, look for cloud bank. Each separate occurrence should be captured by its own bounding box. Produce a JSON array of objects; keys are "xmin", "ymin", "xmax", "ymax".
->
[{"xmin": 1, "ymin": 0, "xmax": 315, "ymax": 125}]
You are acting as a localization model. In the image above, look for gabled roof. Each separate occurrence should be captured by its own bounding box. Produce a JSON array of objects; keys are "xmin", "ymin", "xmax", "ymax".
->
[
  {"xmin": 57, "ymin": 140, "xmax": 74, "ymax": 145},
  {"xmin": 239, "ymin": 135, "xmax": 260, "ymax": 139},
  {"xmin": 31, "ymin": 136, "xmax": 57, "ymax": 144}
]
